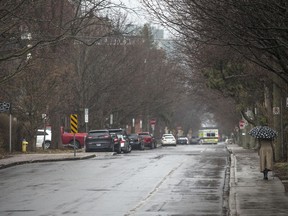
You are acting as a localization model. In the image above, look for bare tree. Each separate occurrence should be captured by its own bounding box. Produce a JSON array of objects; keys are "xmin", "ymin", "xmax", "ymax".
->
[
  {"xmin": 142, "ymin": 0, "xmax": 288, "ymax": 83},
  {"xmin": 0, "ymin": 0, "xmax": 124, "ymax": 84},
  {"xmin": 0, "ymin": 0, "xmax": 134, "ymax": 150}
]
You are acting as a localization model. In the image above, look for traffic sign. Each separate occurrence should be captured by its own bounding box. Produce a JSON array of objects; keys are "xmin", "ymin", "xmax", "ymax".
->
[
  {"xmin": 84, "ymin": 108, "xmax": 89, "ymax": 123},
  {"xmin": 0, "ymin": 102, "xmax": 11, "ymax": 113},
  {"xmin": 70, "ymin": 114, "xmax": 78, "ymax": 133},
  {"xmin": 239, "ymin": 120, "xmax": 245, "ymax": 129},
  {"xmin": 150, "ymin": 119, "xmax": 156, "ymax": 125}
]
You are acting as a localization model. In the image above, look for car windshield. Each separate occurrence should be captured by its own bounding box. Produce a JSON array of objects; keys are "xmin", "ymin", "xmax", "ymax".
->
[
  {"xmin": 207, "ymin": 133, "xmax": 216, "ymax": 137},
  {"xmin": 163, "ymin": 134, "xmax": 173, "ymax": 137},
  {"xmin": 37, "ymin": 131, "xmax": 49, "ymax": 136},
  {"xmin": 117, "ymin": 134, "xmax": 124, "ymax": 139},
  {"xmin": 139, "ymin": 135, "xmax": 150, "ymax": 138},
  {"xmin": 109, "ymin": 129, "xmax": 126, "ymax": 134},
  {"xmin": 89, "ymin": 131, "xmax": 109, "ymax": 137},
  {"xmin": 138, "ymin": 132, "xmax": 150, "ymax": 136},
  {"xmin": 128, "ymin": 134, "xmax": 138, "ymax": 138}
]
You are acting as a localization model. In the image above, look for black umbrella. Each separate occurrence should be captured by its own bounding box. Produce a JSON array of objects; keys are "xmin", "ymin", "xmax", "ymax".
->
[{"xmin": 248, "ymin": 126, "xmax": 277, "ymax": 139}]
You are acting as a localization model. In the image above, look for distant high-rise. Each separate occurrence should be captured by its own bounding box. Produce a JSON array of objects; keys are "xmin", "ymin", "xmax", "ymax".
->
[{"xmin": 151, "ymin": 27, "xmax": 164, "ymax": 40}]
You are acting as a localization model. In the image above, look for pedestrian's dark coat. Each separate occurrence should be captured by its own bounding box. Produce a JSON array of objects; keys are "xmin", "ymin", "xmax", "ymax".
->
[{"xmin": 258, "ymin": 139, "xmax": 273, "ymax": 172}]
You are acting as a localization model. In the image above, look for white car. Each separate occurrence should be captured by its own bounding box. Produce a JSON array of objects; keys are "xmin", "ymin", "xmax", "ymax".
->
[
  {"xmin": 36, "ymin": 129, "xmax": 52, "ymax": 149},
  {"xmin": 161, "ymin": 134, "xmax": 177, "ymax": 146}
]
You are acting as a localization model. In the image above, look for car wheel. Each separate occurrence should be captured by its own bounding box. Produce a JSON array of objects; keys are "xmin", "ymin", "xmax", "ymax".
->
[
  {"xmin": 43, "ymin": 141, "xmax": 51, "ymax": 149},
  {"xmin": 140, "ymin": 142, "xmax": 145, "ymax": 150},
  {"xmin": 117, "ymin": 145, "xmax": 121, "ymax": 154},
  {"xmin": 110, "ymin": 145, "xmax": 115, "ymax": 152},
  {"xmin": 127, "ymin": 144, "xmax": 132, "ymax": 153},
  {"xmin": 123, "ymin": 144, "xmax": 129, "ymax": 153}
]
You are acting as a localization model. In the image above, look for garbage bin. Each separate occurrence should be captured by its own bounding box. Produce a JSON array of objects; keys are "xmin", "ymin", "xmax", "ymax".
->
[{"xmin": 22, "ymin": 139, "xmax": 28, "ymax": 153}]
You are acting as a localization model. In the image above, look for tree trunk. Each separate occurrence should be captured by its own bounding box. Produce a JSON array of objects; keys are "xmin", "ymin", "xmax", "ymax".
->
[
  {"xmin": 51, "ymin": 113, "xmax": 62, "ymax": 149},
  {"xmin": 273, "ymin": 76, "xmax": 283, "ymax": 161}
]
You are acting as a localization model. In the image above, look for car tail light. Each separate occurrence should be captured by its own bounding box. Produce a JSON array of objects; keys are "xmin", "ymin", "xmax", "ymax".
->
[{"xmin": 120, "ymin": 139, "xmax": 125, "ymax": 147}]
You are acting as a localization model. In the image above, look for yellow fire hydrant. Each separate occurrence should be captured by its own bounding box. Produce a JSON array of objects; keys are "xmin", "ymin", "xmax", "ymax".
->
[{"xmin": 22, "ymin": 139, "xmax": 28, "ymax": 153}]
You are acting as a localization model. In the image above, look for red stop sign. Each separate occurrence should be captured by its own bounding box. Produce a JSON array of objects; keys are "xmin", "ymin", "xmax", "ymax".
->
[
  {"xmin": 239, "ymin": 120, "xmax": 245, "ymax": 129},
  {"xmin": 150, "ymin": 119, "xmax": 156, "ymax": 125}
]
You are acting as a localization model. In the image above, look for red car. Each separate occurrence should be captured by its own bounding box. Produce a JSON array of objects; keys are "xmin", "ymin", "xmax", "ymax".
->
[
  {"xmin": 61, "ymin": 127, "xmax": 87, "ymax": 149},
  {"xmin": 138, "ymin": 132, "xmax": 157, "ymax": 149}
]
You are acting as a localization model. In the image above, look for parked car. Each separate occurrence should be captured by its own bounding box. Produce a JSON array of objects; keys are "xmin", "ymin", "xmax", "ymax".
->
[
  {"xmin": 61, "ymin": 127, "xmax": 87, "ymax": 149},
  {"xmin": 138, "ymin": 134, "xmax": 156, "ymax": 149},
  {"xmin": 109, "ymin": 133, "xmax": 121, "ymax": 153},
  {"xmin": 138, "ymin": 132, "xmax": 157, "ymax": 149},
  {"xmin": 161, "ymin": 134, "xmax": 177, "ymax": 146},
  {"xmin": 85, "ymin": 129, "xmax": 115, "ymax": 152},
  {"xmin": 190, "ymin": 136, "xmax": 199, "ymax": 144},
  {"xmin": 108, "ymin": 128, "xmax": 131, "ymax": 153},
  {"xmin": 128, "ymin": 134, "xmax": 145, "ymax": 150},
  {"xmin": 176, "ymin": 136, "xmax": 189, "ymax": 145},
  {"xmin": 116, "ymin": 134, "xmax": 132, "ymax": 153},
  {"xmin": 225, "ymin": 138, "xmax": 233, "ymax": 144},
  {"xmin": 36, "ymin": 129, "xmax": 52, "ymax": 149}
]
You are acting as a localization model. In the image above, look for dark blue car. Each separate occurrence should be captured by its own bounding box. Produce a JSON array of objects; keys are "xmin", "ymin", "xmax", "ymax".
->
[{"xmin": 128, "ymin": 134, "xmax": 144, "ymax": 150}]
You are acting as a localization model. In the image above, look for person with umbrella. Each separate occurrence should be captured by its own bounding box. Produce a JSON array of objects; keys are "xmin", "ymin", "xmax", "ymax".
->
[{"xmin": 249, "ymin": 126, "xmax": 277, "ymax": 180}]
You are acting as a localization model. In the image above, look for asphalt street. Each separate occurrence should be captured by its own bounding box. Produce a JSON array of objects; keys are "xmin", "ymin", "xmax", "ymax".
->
[
  {"xmin": 0, "ymin": 144, "xmax": 288, "ymax": 216},
  {"xmin": 0, "ymin": 144, "xmax": 229, "ymax": 216}
]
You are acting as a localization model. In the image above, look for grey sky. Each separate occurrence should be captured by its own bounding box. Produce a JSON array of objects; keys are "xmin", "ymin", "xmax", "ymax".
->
[
  {"xmin": 113, "ymin": 0, "xmax": 151, "ymax": 24},
  {"xmin": 113, "ymin": 0, "xmax": 171, "ymax": 39}
]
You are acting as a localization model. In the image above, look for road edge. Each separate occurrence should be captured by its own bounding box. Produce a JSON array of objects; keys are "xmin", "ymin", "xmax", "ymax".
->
[
  {"xmin": 226, "ymin": 147, "xmax": 238, "ymax": 216},
  {"xmin": 0, "ymin": 154, "xmax": 96, "ymax": 170}
]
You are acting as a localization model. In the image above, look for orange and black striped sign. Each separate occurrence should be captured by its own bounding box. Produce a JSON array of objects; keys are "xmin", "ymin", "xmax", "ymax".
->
[{"xmin": 70, "ymin": 114, "xmax": 78, "ymax": 134}]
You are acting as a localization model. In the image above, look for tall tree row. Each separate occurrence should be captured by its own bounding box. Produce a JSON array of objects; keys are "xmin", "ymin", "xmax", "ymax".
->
[
  {"xmin": 0, "ymin": 0, "xmax": 186, "ymax": 151},
  {"xmin": 142, "ymin": 0, "xmax": 288, "ymax": 160}
]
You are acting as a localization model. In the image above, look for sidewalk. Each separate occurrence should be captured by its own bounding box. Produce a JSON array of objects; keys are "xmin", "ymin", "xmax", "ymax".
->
[
  {"xmin": 0, "ymin": 151, "xmax": 115, "ymax": 170},
  {"xmin": 227, "ymin": 144, "xmax": 288, "ymax": 216}
]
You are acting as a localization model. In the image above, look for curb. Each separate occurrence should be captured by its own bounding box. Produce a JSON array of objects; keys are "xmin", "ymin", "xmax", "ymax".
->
[
  {"xmin": 0, "ymin": 154, "xmax": 96, "ymax": 170},
  {"xmin": 222, "ymin": 148, "xmax": 231, "ymax": 216},
  {"xmin": 228, "ymin": 152, "xmax": 238, "ymax": 216},
  {"xmin": 225, "ymin": 145, "xmax": 238, "ymax": 216}
]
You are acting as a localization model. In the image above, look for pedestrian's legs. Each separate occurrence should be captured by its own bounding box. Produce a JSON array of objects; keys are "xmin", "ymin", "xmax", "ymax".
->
[{"xmin": 263, "ymin": 168, "xmax": 268, "ymax": 180}]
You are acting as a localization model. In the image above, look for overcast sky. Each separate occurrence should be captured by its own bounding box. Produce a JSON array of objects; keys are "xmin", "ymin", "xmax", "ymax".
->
[
  {"xmin": 113, "ymin": 0, "xmax": 151, "ymax": 24},
  {"xmin": 112, "ymin": 0, "xmax": 171, "ymax": 39}
]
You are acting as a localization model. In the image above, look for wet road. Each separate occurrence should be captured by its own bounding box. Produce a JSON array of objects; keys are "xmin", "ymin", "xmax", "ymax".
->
[{"xmin": 0, "ymin": 143, "xmax": 230, "ymax": 216}]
